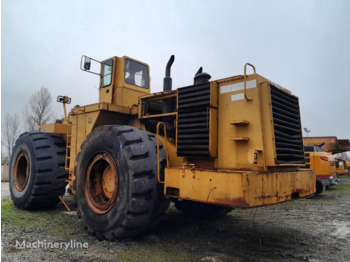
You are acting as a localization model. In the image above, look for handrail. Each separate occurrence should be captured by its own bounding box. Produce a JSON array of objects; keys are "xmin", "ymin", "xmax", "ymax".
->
[
  {"xmin": 156, "ymin": 122, "xmax": 169, "ymax": 184},
  {"xmin": 243, "ymin": 63, "xmax": 256, "ymax": 102}
]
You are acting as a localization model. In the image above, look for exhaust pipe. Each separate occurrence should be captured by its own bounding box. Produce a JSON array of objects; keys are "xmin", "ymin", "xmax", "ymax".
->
[
  {"xmin": 163, "ymin": 55, "xmax": 175, "ymax": 114},
  {"xmin": 194, "ymin": 67, "xmax": 211, "ymax": 85},
  {"xmin": 163, "ymin": 55, "xmax": 175, "ymax": 91}
]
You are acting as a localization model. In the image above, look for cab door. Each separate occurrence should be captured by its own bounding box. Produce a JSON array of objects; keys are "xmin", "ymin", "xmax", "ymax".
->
[{"xmin": 99, "ymin": 58, "xmax": 116, "ymax": 104}]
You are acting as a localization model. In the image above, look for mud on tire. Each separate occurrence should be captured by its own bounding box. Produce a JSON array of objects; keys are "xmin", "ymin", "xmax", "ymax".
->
[
  {"xmin": 75, "ymin": 125, "xmax": 169, "ymax": 240},
  {"xmin": 9, "ymin": 132, "xmax": 68, "ymax": 209}
]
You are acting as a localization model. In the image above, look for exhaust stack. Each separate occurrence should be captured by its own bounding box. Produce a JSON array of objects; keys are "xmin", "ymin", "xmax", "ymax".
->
[
  {"xmin": 194, "ymin": 67, "xmax": 211, "ymax": 85},
  {"xmin": 163, "ymin": 55, "xmax": 175, "ymax": 114},
  {"xmin": 163, "ymin": 55, "xmax": 175, "ymax": 91}
]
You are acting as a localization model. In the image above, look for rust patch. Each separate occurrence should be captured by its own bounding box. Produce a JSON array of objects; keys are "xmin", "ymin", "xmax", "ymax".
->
[
  {"xmin": 84, "ymin": 153, "xmax": 118, "ymax": 214},
  {"xmin": 206, "ymin": 187, "xmax": 217, "ymax": 201},
  {"xmin": 212, "ymin": 196, "xmax": 249, "ymax": 208},
  {"xmin": 14, "ymin": 151, "xmax": 30, "ymax": 192},
  {"xmin": 229, "ymin": 198, "xmax": 249, "ymax": 207},
  {"xmin": 246, "ymin": 176, "xmax": 250, "ymax": 186},
  {"xmin": 186, "ymin": 158, "xmax": 215, "ymax": 169},
  {"xmin": 255, "ymin": 195, "xmax": 275, "ymax": 200}
]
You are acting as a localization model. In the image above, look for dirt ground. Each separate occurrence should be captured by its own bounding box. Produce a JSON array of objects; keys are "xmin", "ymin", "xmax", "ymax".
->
[{"xmin": 2, "ymin": 177, "xmax": 350, "ymax": 262}]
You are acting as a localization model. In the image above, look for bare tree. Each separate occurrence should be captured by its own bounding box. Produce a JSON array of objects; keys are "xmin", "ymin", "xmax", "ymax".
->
[
  {"xmin": 1, "ymin": 112, "xmax": 21, "ymax": 159},
  {"xmin": 22, "ymin": 104, "xmax": 36, "ymax": 131},
  {"xmin": 22, "ymin": 87, "xmax": 54, "ymax": 131}
]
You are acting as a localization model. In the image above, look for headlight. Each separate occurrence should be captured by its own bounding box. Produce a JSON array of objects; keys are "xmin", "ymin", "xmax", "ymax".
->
[{"xmin": 329, "ymin": 176, "xmax": 333, "ymax": 180}]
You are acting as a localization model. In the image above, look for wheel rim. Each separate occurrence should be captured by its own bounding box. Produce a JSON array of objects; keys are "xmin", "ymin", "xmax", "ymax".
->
[
  {"xmin": 14, "ymin": 151, "xmax": 30, "ymax": 192},
  {"xmin": 84, "ymin": 153, "xmax": 118, "ymax": 214}
]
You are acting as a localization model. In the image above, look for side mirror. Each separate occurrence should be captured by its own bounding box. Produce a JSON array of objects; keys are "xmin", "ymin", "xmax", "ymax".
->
[
  {"xmin": 80, "ymin": 55, "xmax": 101, "ymax": 76},
  {"xmin": 83, "ymin": 57, "xmax": 91, "ymax": 71}
]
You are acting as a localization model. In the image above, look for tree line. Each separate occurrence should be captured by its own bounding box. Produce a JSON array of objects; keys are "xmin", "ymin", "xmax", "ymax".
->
[{"xmin": 2, "ymin": 87, "xmax": 55, "ymax": 164}]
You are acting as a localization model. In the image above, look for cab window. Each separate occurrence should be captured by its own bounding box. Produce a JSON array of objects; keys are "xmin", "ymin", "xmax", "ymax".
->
[
  {"xmin": 125, "ymin": 59, "xmax": 149, "ymax": 89},
  {"xmin": 101, "ymin": 59, "xmax": 113, "ymax": 87}
]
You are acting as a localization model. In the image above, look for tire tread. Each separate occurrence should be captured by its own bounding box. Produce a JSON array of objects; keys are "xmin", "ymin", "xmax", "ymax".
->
[
  {"xmin": 10, "ymin": 132, "xmax": 68, "ymax": 210},
  {"xmin": 76, "ymin": 125, "xmax": 169, "ymax": 239}
]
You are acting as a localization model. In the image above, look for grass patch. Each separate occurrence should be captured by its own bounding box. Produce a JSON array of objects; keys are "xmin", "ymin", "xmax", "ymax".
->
[
  {"xmin": 1, "ymin": 198, "xmax": 77, "ymax": 238},
  {"xmin": 278, "ymin": 198, "xmax": 312, "ymax": 210},
  {"xmin": 1, "ymin": 200, "xmax": 15, "ymax": 214},
  {"xmin": 118, "ymin": 244, "xmax": 198, "ymax": 262},
  {"xmin": 325, "ymin": 183, "xmax": 350, "ymax": 194}
]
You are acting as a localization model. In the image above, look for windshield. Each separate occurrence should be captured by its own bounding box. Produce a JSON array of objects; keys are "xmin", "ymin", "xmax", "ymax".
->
[{"xmin": 125, "ymin": 59, "xmax": 149, "ymax": 89}]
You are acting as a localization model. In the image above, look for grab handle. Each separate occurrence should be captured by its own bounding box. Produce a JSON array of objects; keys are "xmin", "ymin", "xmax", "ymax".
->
[
  {"xmin": 244, "ymin": 63, "xmax": 256, "ymax": 102},
  {"xmin": 156, "ymin": 122, "xmax": 169, "ymax": 184}
]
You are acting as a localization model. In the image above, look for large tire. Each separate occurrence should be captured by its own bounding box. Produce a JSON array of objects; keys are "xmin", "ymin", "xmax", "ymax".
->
[
  {"xmin": 9, "ymin": 132, "xmax": 68, "ymax": 209},
  {"xmin": 315, "ymin": 179, "xmax": 325, "ymax": 195},
  {"xmin": 75, "ymin": 125, "xmax": 169, "ymax": 240},
  {"xmin": 174, "ymin": 200, "xmax": 233, "ymax": 219}
]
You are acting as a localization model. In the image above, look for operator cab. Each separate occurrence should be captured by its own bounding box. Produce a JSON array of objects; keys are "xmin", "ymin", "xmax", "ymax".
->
[
  {"xmin": 81, "ymin": 55, "xmax": 150, "ymax": 108},
  {"xmin": 304, "ymin": 145, "xmax": 325, "ymax": 152}
]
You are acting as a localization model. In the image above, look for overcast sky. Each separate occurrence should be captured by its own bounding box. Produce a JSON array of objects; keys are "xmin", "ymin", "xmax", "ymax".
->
[{"xmin": 2, "ymin": 0, "xmax": 349, "ymax": 141}]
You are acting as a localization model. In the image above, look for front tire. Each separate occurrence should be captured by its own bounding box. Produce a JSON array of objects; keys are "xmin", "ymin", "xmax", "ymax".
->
[
  {"xmin": 9, "ymin": 132, "xmax": 68, "ymax": 209},
  {"xmin": 75, "ymin": 125, "xmax": 169, "ymax": 240},
  {"xmin": 315, "ymin": 179, "xmax": 325, "ymax": 195}
]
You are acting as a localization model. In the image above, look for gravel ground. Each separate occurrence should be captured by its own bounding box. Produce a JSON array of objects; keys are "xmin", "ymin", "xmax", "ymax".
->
[{"xmin": 1, "ymin": 177, "xmax": 350, "ymax": 262}]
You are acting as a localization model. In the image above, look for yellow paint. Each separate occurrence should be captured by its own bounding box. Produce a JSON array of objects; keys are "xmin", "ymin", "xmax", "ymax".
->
[
  {"xmin": 217, "ymin": 75, "xmax": 296, "ymax": 171},
  {"xmin": 165, "ymin": 167, "xmax": 315, "ymax": 207},
  {"xmin": 40, "ymin": 123, "xmax": 70, "ymax": 134},
  {"xmin": 157, "ymin": 136, "xmax": 183, "ymax": 168},
  {"xmin": 302, "ymin": 152, "xmax": 336, "ymax": 177}
]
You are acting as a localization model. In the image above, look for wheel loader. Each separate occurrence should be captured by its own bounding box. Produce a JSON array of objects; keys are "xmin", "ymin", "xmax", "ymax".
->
[
  {"xmin": 335, "ymin": 158, "xmax": 349, "ymax": 176},
  {"xmin": 303, "ymin": 143, "xmax": 337, "ymax": 194},
  {"xmin": 9, "ymin": 54, "xmax": 316, "ymax": 240}
]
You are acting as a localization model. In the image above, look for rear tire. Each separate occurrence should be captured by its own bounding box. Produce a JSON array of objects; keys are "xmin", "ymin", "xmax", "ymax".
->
[
  {"xmin": 315, "ymin": 179, "xmax": 324, "ymax": 195},
  {"xmin": 9, "ymin": 132, "xmax": 68, "ymax": 209},
  {"xmin": 174, "ymin": 200, "xmax": 233, "ymax": 219},
  {"xmin": 75, "ymin": 125, "xmax": 169, "ymax": 240}
]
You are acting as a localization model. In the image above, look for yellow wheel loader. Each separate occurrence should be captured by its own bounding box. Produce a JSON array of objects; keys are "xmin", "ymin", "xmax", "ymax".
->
[
  {"xmin": 9, "ymin": 54, "xmax": 315, "ymax": 240},
  {"xmin": 335, "ymin": 158, "xmax": 349, "ymax": 176},
  {"xmin": 303, "ymin": 143, "xmax": 337, "ymax": 194}
]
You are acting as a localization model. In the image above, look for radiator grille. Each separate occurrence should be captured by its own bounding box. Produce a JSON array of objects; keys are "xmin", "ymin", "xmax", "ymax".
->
[
  {"xmin": 177, "ymin": 83, "xmax": 210, "ymax": 157},
  {"xmin": 270, "ymin": 85, "xmax": 305, "ymax": 164}
]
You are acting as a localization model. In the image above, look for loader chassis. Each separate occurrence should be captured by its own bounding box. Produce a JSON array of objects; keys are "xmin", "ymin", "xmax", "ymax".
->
[
  {"xmin": 11, "ymin": 54, "xmax": 316, "ymax": 239},
  {"xmin": 51, "ymin": 61, "xmax": 315, "ymax": 206}
]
